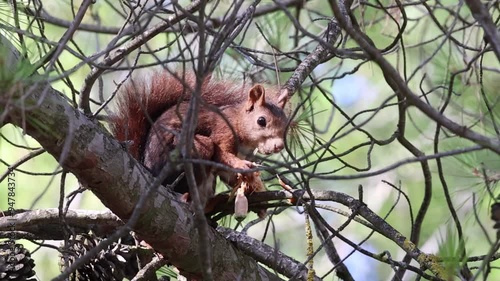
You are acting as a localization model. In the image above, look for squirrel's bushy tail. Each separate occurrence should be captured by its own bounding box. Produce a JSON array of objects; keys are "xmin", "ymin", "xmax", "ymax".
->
[{"xmin": 110, "ymin": 72, "xmax": 196, "ymax": 159}]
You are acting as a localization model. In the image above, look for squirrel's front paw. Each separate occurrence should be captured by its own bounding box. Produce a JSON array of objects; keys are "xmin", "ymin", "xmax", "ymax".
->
[{"xmin": 233, "ymin": 159, "xmax": 255, "ymax": 171}]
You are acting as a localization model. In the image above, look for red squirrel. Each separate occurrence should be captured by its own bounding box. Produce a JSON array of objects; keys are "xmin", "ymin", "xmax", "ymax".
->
[{"xmin": 111, "ymin": 71, "xmax": 288, "ymax": 207}]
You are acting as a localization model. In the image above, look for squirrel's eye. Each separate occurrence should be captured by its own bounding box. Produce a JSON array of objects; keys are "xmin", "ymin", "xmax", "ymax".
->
[{"xmin": 257, "ymin": 117, "xmax": 267, "ymax": 127}]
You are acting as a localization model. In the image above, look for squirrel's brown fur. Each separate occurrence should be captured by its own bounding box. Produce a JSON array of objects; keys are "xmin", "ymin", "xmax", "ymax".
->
[{"xmin": 110, "ymin": 71, "xmax": 288, "ymax": 206}]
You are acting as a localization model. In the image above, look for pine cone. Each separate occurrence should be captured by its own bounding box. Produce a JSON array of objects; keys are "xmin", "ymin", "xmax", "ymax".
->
[
  {"xmin": 0, "ymin": 240, "xmax": 36, "ymax": 281},
  {"xmin": 60, "ymin": 232, "xmax": 139, "ymax": 281}
]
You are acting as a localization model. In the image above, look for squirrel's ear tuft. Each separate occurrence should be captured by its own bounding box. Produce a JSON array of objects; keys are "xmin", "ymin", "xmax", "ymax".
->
[{"xmin": 246, "ymin": 84, "xmax": 266, "ymax": 111}]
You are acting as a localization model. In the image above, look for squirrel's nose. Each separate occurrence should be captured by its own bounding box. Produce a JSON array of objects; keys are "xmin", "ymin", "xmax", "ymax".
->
[{"xmin": 274, "ymin": 142, "xmax": 284, "ymax": 152}]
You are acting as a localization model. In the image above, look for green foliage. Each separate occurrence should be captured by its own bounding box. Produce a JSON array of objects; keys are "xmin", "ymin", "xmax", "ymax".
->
[
  {"xmin": 156, "ymin": 265, "xmax": 178, "ymax": 279},
  {"xmin": 287, "ymin": 96, "xmax": 326, "ymax": 163},
  {"xmin": 437, "ymin": 224, "xmax": 468, "ymax": 279},
  {"xmin": 0, "ymin": 41, "xmax": 34, "ymax": 90}
]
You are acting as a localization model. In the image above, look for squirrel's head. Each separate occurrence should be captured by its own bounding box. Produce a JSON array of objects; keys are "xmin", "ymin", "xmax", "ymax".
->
[{"xmin": 241, "ymin": 84, "xmax": 288, "ymax": 155}]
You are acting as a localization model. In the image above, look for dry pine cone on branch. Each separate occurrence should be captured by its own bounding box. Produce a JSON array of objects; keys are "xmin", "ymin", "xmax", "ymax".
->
[
  {"xmin": 0, "ymin": 240, "xmax": 36, "ymax": 281},
  {"xmin": 59, "ymin": 232, "xmax": 139, "ymax": 281}
]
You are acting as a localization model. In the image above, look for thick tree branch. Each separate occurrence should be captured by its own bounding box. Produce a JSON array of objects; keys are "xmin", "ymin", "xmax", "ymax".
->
[
  {"xmin": 218, "ymin": 226, "xmax": 322, "ymax": 281},
  {"xmin": 0, "ymin": 209, "xmax": 123, "ymax": 240}
]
